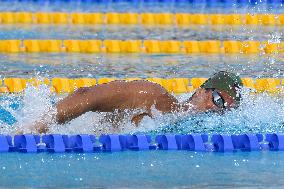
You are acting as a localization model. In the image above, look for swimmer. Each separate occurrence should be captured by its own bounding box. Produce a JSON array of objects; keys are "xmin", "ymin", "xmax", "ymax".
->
[{"xmin": 27, "ymin": 71, "xmax": 243, "ymax": 133}]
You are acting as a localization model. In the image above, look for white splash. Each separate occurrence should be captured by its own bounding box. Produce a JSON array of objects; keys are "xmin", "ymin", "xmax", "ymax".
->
[{"xmin": 0, "ymin": 85, "xmax": 284, "ymax": 136}]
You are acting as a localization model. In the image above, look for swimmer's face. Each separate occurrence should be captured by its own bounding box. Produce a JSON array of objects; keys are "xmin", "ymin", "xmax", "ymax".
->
[{"xmin": 189, "ymin": 88, "xmax": 237, "ymax": 113}]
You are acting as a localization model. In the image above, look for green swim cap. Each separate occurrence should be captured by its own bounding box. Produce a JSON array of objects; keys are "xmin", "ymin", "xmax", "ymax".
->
[{"xmin": 201, "ymin": 71, "xmax": 243, "ymax": 102}]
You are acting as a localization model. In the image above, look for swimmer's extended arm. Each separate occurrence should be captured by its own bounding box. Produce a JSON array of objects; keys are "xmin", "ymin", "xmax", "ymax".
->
[
  {"xmin": 56, "ymin": 85, "xmax": 113, "ymax": 124},
  {"xmin": 30, "ymin": 85, "xmax": 115, "ymax": 133},
  {"xmin": 131, "ymin": 112, "xmax": 152, "ymax": 126}
]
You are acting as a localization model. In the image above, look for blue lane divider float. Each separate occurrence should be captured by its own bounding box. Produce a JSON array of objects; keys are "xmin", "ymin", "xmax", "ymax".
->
[
  {"xmin": 0, "ymin": 133, "xmax": 283, "ymax": 153},
  {"xmin": 0, "ymin": 0, "xmax": 283, "ymax": 4}
]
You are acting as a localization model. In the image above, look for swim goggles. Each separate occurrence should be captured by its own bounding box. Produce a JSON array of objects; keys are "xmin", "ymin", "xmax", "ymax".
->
[{"xmin": 212, "ymin": 89, "xmax": 225, "ymax": 109}]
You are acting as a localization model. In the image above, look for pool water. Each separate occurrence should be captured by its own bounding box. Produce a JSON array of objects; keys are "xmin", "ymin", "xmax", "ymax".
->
[
  {"xmin": 0, "ymin": 1, "xmax": 284, "ymax": 188},
  {"xmin": 1, "ymin": 1, "xmax": 283, "ymax": 13},
  {"xmin": 0, "ymin": 150, "xmax": 284, "ymax": 189}
]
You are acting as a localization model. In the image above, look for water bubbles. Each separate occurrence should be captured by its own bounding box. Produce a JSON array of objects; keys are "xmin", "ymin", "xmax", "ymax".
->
[
  {"xmin": 195, "ymin": 165, "xmax": 200, "ymax": 168},
  {"xmin": 268, "ymin": 33, "xmax": 282, "ymax": 44},
  {"xmin": 1, "ymin": 82, "xmax": 284, "ymax": 136},
  {"xmin": 74, "ymin": 177, "xmax": 83, "ymax": 182}
]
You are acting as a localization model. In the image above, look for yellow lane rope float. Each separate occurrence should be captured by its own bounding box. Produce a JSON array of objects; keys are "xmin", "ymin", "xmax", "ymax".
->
[
  {"xmin": 0, "ymin": 77, "xmax": 282, "ymax": 94},
  {"xmin": 0, "ymin": 39, "xmax": 283, "ymax": 54},
  {"xmin": 0, "ymin": 12, "xmax": 283, "ymax": 26}
]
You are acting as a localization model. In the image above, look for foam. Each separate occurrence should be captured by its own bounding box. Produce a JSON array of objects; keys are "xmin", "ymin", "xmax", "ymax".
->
[{"xmin": 0, "ymin": 84, "xmax": 284, "ymax": 135}]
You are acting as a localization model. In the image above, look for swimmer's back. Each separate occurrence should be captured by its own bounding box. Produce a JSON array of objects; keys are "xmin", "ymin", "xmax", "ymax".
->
[{"xmin": 87, "ymin": 80, "xmax": 178, "ymax": 112}]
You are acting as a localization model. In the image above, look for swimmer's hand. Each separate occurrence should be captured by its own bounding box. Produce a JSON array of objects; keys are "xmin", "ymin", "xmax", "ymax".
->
[
  {"xmin": 33, "ymin": 121, "xmax": 48, "ymax": 133},
  {"xmin": 12, "ymin": 121, "xmax": 48, "ymax": 135}
]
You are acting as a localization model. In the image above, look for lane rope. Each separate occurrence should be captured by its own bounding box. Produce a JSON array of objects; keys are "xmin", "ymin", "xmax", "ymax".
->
[
  {"xmin": 0, "ymin": 39, "xmax": 283, "ymax": 54},
  {"xmin": 0, "ymin": 77, "xmax": 282, "ymax": 93},
  {"xmin": 0, "ymin": 133, "xmax": 280, "ymax": 153},
  {"xmin": 0, "ymin": 0, "xmax": 280, "ymax": 4}
]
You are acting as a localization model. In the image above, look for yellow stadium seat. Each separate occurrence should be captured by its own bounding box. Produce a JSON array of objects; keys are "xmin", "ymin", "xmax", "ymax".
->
[
  {"xmin": 4, "ymin": 78, "xmax": 27, "ymax": 93},
  {"xmin": 223, "ymin": 41, "xmax": 242, "ymax": 53},
  {"xmin": 171, "ymin": 78, "xmax": 189, "ymax": 93},
  {"xmin": 254, "ymin": 78, "xmax": 280, "ymax": 93},
  {"xmin": 224, "ymin": 14, "xmax": 243, "ymax": 25},
  {"xmin": 121, "ymin": 13, "xmax": 139, "ymax": 24},
  {"xmin": 98, "ymin": 78, "xmax": 117, "ymax": 84},
  {"xmin": 0, "ymin": 12, "xmax": 16, "ymax": 24},
  {"xmin": 15, "ymin": 12, "xmax": 33, "ymax": 24},
  {"xmin": 143, "ymin": 40, "xmax": 161, "ymax": 53},
  {"xmin": 176, "ymin": 13, "xmax": 192, "ymax": 25},
  {"xmin": 160, "ymin": 40, "xmax": 181, "ymax": 53},
  {"xmin": 191, "ymin": 78, "xmax": 208, "ymax": 89},
  {"xmin": 2, "ymin": 40, "xmax": 21, "ymax": 53},
  {"xmin": 34, "ymin": 12, "xmax": 52, "ymax": 24},
  {"xmin": 52, "ymin": 78, "xmax": 72, "ymax": 93},
  {"xmin": 183, "ymin": 41, "xmax": 200, "ymax": 53},
  {"xmin": 64, "ymin": 40, "xmax": 81, "ymax": 52},
  {"xmin": 52, "ymin": 12, "xmax": 68, "ymax": 24},
  {"xmin": 191, "ymin": 14, "xmax": 208, "ymax": 25},
  {"xmin": 241, "ymin": 41, "xmax": 260, "ymax": 54},
  {"xmin": 141, "ymin": 13, "xmax": 156, "ymax": 25},
  {"xmin": 199, "ymin": 40, "xmax": 221, "ymax": 53},
  {"xmin": 241, "ymin": 78, "xmax": 254, "ymax": 88},
  {"xmin": 79, "ymin": 40, "xmax": 102, "ymax": 53},
  {"xmin": 106, "ymin": 13, "xmax": 121, "ymax": 24},
  {"xmin": 120, "ymin": 40, "xmax": 142, "ymax": 53},
  {"xmin": 104, "ymin": 40, "xmax": 122, "ymax": 53},
  {"xmin": 156, "ymin": 13, "xmax": 174, "ymax": 25},
  {"xmin": 263, "ymin": 42, "xmax": 280, "ymax": 54}
]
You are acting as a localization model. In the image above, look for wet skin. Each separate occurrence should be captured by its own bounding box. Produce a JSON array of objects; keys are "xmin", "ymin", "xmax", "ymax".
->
[{"xmin": 35, "ymin": 80, "xmax": 237, "ymax": 133}]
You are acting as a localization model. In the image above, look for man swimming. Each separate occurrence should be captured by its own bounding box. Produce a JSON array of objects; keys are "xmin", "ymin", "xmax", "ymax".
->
[{"xmin": 29, "ymin": 71, "xmax": 243, "ymax": 133}]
